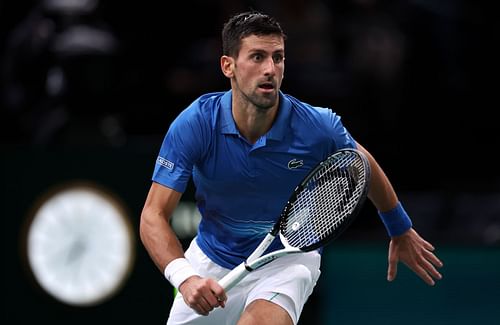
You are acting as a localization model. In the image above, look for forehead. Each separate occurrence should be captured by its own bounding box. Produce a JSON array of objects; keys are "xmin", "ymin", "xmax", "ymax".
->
[{"xmin": 239, "ymin": 34, "xmax": 285, "ymax": 53}]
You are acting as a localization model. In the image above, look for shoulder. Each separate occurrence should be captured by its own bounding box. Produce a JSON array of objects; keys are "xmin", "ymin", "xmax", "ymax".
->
[
  {"xmin": 181, "ymin": 91, "xmax": 225, "ymax": 118},
  {"xmin": 282, "ymin": 93, "xmax": 356, "ymax": 150},
  {"xmin": 194, "ymin": 91, "xmax": 225, "ymax": 109},
  {"xmin": 283, "ymin": 93, "xmax": 342, "ymax": 128},
  {"xmin": 172, "ymin": 91, "xmax": 226, "ymax": 129}
]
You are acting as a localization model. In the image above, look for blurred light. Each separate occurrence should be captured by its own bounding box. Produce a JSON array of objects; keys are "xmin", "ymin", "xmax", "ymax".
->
[{"xmin": 171, "ymin": 202, "xmax": 201, "ymax": 239}]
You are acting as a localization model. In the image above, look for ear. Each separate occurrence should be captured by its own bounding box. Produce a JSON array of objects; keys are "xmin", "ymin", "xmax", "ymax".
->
[{"xmin": 220, "ymin": 55, "xmax": 234, "ymax": 78}]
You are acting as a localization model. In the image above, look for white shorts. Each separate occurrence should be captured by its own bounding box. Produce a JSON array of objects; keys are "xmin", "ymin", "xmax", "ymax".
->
[{"xmin": 166, "ymin": 238, "xmax": 321, "ymax": 325}]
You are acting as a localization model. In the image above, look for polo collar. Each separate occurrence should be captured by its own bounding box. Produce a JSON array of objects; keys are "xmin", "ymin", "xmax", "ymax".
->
[
  {"xmin": 220, "ymin": 91, "xmax": 238, "ymax": 135},
  {"xmin": 219, "ymin": 90, "xmax": 292, "ymax": 141}
]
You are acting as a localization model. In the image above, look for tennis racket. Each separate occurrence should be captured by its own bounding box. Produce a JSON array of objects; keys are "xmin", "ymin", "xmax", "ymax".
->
[{"xmin": 218, "ymin": 148, "xmax": 371, "ymax": 292}]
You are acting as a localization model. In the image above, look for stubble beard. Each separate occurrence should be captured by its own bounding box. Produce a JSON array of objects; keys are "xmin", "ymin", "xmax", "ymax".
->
[{"xmin": 239, "ymin": 85, "xmax": 278, "ymax": 112}]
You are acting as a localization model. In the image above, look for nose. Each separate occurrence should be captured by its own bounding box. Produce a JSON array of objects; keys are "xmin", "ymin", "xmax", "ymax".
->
[{"xmin": 263, "ymin": 57, "xmax": 276, "ymax": 76}]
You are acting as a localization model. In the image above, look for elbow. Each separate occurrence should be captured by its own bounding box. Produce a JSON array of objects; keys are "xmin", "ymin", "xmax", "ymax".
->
[
  {"xmin": 139, "ymin": 207, "xmax": 155, "ymax": 245},
  {"xmin": 139, "ymin": 206, "xmax": 171, "ymax": 245}
]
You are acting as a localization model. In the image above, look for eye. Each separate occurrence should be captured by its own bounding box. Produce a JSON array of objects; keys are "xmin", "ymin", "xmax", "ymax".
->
[
  {"xmin": 252, "ymin": 53, "xmax": 263, "ymax": 62},
  {"xmin": 273, "ymin": 54, "xmax": 284, "ymax": 63}
]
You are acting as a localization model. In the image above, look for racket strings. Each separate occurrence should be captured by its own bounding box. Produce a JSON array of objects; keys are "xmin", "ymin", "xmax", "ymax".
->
[{"xmin": 282, "ymin": 153, "xmax": 367, "ymax": 249}]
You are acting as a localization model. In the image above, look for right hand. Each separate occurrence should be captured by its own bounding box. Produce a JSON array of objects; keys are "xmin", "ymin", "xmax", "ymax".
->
[{"xmin": 178, "ymin": 276, "xmax": 227, "ymax": 316}]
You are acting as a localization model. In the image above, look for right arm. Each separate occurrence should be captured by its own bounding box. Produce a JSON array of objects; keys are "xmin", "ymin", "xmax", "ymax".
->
[
  {"xmin": 139, "ymin": 182, "xmax": 226, "ymax": 315},
  {"xmin": 139, "ymin": 182, "xmax": 184, "ymax": 272}
]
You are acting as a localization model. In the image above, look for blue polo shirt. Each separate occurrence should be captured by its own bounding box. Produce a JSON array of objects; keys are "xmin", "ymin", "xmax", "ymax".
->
[{"xmin": 152, "ymin": 90, "xmax": 356, "ymax": 268}]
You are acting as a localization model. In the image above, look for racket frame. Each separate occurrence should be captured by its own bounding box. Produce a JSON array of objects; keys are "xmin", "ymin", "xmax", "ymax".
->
[{"xmin": 218, "ymin": 148, "xmax": 370, "ymax": 292}]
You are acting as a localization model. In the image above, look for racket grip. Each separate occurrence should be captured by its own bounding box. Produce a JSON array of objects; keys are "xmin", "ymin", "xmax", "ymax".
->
[{"xmin": 218, "ymin": 262, "xmax": 250, "ymax": 293}]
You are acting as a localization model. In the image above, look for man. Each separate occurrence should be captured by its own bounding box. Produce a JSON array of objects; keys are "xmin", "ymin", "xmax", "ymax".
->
[{"xmin": 140, "ymin": 11, "xmax": 443, "ymax": 325}]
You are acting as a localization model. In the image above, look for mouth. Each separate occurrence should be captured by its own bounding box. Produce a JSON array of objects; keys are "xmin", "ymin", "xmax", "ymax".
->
[{"xmin": 258, "ymin": 82, "xmax": 275, "ymax": 92}]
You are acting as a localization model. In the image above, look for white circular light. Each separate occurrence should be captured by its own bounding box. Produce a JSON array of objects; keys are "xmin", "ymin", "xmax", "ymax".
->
[{"xmin": 23, "ymin": 182, "xmax": 135, "ymax": 307}]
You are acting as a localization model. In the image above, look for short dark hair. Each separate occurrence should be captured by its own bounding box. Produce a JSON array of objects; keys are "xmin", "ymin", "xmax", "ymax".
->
[{"xmin": 221, "ymin": 11, "xmax": 286, "ymax": 57}]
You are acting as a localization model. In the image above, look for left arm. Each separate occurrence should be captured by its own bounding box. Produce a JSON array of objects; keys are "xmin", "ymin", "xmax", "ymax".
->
[{"xmin": 356, "ymin": 142, "xmax": 444, "ymax": 286}]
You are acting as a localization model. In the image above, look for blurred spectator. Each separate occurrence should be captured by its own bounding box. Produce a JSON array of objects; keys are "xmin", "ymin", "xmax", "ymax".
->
[{"xmin": 1, "ymin": 0, "xmax": 120, "ymax": 146}]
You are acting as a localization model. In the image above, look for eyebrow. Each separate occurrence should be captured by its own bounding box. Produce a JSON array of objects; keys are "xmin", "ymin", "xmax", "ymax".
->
[{"xmin": 246, "ymin": 48, "xmax": 285, "ymax": 55}]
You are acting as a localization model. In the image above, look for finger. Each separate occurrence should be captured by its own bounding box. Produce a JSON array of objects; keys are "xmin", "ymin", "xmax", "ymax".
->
[
  {"xmin": 185, "ymin": 295, "xmax": 212, "ymax": 316},
  {"xmin": 387, "ymin": 241, "xmax": 399, "ymax": 282},
  {"xmin": 208, "ymin": 279, "xmax": 227, "ymax": 308},
  {"xmin": 192, "ymin": 300, "xmax": 211, "ymax": 316},
  {"xmin": 197, "ymin": 286, "xmax": 222, "ymax": 311},
  {"xmin": 217, "ymin": 292, "xmax": 227, "ymax": 307},
  {"xmin": 387, "ymin": 256, "xmax": 398, "ymax": 282},
  {"xmin": 217, "ymin": 296, "xmax": 226, "ymax": 308},
  {"xmin": 421, "ymin": 238, "xmax": 435, "ymax": 251},
  {"xmin": 423, "ymin": 249, "xmax": 444, "ymax": 269},
  {"xmin": 420, "ymin": 253, "xmax": 443, "ymax": 280},
  {"xmin": 195, "ymin": 306, "xmax": 209, "ymax": 316},
  {"xmin": 408, "ymin": 262, "xmax": 436, "ymax": 286},
  {"xmin": 218, "ymin": 291, "xmax": 228, "ymax": 304},
  {"xmin": 204, "ymin": 293, "xmax": 220, "ymax": 309},
  {"xmin": 190, "ymin": 302, "xmax": 209, "ymax": 316},
  {"xmin": 200, "ymin": 295, "xmax": 217, "ymax": 315}
]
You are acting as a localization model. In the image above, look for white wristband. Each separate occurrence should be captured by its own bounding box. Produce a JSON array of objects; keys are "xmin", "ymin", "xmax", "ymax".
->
[{"xmin": 163, "ymin": 258, "xmax": 199, "ymax": 289}]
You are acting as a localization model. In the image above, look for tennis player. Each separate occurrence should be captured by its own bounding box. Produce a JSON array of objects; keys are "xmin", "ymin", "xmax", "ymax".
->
[{"xmin": 139, "ymin": 11, "xmax": 443, "ymax": 325}]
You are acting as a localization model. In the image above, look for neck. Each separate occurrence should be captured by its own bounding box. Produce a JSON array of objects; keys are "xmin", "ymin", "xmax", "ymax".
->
[{"xmin": 232, "ymin": 96, "xmax": 278, "ymax": 144}]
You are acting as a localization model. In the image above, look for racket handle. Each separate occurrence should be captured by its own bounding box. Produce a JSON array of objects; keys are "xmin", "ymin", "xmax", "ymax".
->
[{"xmin": 218, "ymin": 262, "xmax": 250, "ymax": 292}]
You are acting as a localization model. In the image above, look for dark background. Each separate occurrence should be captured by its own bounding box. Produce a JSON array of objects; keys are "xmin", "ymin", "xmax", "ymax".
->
[{"xmin": 2, "ymin": 1, "xmax": 498, "ymax": 324}]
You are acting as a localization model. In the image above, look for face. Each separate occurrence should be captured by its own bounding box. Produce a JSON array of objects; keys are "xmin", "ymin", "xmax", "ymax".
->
[{"xmin": 221, "ymin": 34, "xmax": 285, "ymax": 110}]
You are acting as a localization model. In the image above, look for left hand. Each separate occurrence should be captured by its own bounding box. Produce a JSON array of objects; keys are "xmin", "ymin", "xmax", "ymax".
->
[{"xmin": 387, "ymin": 228, "xmax": 443, "ymax": 286}]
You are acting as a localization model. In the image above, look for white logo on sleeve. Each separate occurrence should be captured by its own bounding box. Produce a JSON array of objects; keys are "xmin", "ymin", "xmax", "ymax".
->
[{"xmin": 157, "ymin": 157, "xmax": 174, "ymax": 170}]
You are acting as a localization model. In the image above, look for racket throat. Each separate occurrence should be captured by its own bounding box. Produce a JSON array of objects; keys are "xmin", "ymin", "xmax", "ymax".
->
[
  {"xmin": 244, "ymin": 262, "xmax": 255, "ymax": 272},
  {"xmin": 247, "ymin": 233, "xmax": 276, "ymax": 263}
]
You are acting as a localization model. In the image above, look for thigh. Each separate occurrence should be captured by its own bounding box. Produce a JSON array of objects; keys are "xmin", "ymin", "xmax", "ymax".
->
[
  {"xmin": 243, "ymin": 250, "xmax": 322, "ymax": 325},
  {"xmin": 237, "ymin": 299, "xmax": 293, "ymax": 325}
]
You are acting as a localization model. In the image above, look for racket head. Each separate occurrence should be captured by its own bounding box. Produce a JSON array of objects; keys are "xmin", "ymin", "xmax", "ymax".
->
[{"xmin": 278, "ymin": 148, "xmax": 371, "ymax": 252}]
